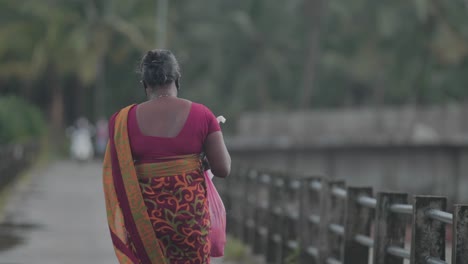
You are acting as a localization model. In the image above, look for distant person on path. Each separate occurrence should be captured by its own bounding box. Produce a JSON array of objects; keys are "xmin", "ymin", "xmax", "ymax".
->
[
  {"xmin": 102, "ymin": 49, "xmax": 231, "ymax": 264},
  {"xmin": 69, "ymin": 117, "xmax": 94, "ymax": 161},
  {"xmin": 95, "ymin": 117, "xmax": 108, "ymax": 157}
]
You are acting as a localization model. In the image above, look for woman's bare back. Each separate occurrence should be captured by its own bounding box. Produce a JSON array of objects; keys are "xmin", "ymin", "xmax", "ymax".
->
[{"xmin": 136, "ymin": 98, "xmax": 192, "ymax": 138}]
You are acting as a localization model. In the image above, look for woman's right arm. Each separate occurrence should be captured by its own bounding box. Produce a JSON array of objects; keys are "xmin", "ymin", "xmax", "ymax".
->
[{"xmin": 204, "ymin": 131, "xmax": 231, "ymax": 178}]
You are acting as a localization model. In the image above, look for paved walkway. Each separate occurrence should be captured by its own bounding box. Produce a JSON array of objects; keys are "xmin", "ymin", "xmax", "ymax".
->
[
  {"xmin": 0, "ymin": 160, "xmax": 229, "ymax": 264},
  {"xmin": 0, "ymin": 160, "xmax": 115, "ymax": 264}
]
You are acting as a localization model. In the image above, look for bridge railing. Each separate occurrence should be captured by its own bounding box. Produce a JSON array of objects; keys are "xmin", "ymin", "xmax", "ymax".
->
[
  {"xmin": 0, "ymin": 143, "xmax": 39, "ymax": 191},
  {"xmin": 216, "ymin": 165, "xmax": 468, "ymax": 264}
]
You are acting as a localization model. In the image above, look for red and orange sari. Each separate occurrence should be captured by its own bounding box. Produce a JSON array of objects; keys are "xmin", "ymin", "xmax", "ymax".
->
[{"xmin": 103, "ymin": 105, "xmax": 211, "ymax": 264}]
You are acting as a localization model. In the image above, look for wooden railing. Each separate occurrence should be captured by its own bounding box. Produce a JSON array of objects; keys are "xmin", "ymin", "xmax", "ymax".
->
[
  {"xmin": 0, "ymin": 143, "xmax": 39, "ymax": 190},
  {"xmin": 216, "ymin": 166, "xmax": 468, "ymax": 264}
]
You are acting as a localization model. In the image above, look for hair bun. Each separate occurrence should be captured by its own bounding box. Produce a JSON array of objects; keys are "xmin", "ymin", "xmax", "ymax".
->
[
  {"xmin": 155, "ymin": 71, "xmax": 167, "ymax": 83},
  {"xmin": 139, "ymin": 49, "xmax": 181, "ymax": 88},
  {"xmin": 149, "ymin": 59, "xmax": 164, "ymax": 66}
]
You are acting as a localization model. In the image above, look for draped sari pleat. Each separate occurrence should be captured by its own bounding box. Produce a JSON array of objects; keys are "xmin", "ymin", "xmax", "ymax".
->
[{"xmin": 103, "ymin": 105, "xmax": 167, "ymax": 264}]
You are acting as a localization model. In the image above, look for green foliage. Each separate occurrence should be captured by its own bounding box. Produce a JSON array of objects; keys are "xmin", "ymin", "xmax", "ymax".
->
[
  {"xmin": 223, "ymin": 236, "xmax": 248, "ymax": 261},
  {"xmin": 0, "ymin": 96, "xmax": 45, "ymax": 144},
  {"xmin": 320, "ymin": 0, "xmax": 468, "ymax": 107},
  {"xmin": 1, "ymin": 0, "xmax": 468, "ymax": 128},
  {"xmin": 284, "ymin": 246, "xmax": 300, "ymax": 264}
]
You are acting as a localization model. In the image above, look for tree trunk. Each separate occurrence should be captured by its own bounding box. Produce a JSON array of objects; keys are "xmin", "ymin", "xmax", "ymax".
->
[
  {"xmin": 372, "ymin": 73, "xmax": 386, "ymax": 107},
  {"xmin": 412, "ymin": 14, "xmax": 436, "ymax": 106},
  {"xmin": 49, "ymin": 77, "xmax": 64, "ymax": 143},
  {"xmin": 299, "ymin": 0, "xmax": 325, "ymax": 109},
  {"xmin": 94, "ymin": 55, "xmax": 106, "ymax": 120},
  {"xmin": 256, "ymin": 74, "xmax": 270, "ymax": 109},
  {"xmin": 156, "ymin": 0, "xmax": 169, "ymax": 48},
  {"xmin": 74, "ymin": 79, "xmax": 85, "ymax": 118}
]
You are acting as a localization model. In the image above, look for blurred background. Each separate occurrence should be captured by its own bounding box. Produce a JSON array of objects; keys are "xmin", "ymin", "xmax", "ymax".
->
[
  {"xmin": 3, "ymin": 0, "xmax": 468, "ymax": 135},
  {"xmin": 1, "ymin": 0, "xmax": 468, "ymax": 263}
]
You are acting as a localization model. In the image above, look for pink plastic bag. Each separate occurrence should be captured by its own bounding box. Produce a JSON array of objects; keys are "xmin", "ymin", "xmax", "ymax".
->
[{"xmin": 204, "ymin": 169, "xmax": 226, "ymax": 257}]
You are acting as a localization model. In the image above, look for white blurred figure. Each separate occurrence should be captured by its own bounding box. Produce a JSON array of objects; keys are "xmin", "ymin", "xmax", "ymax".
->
[{"xmin": 70, "ymin": 117, "xmax": 94, "ymax": 161}]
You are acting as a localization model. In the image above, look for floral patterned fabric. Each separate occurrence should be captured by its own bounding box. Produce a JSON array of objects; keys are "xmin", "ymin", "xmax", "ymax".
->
[{"xmin": 138, "ymin": 169, "xmax": 211, "ymax": 264}]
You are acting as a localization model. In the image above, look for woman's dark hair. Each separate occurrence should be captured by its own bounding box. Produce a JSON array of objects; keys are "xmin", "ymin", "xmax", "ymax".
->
[{"xmin": 138, "ymin": 49, "xmax": 181, "ymax": 88}]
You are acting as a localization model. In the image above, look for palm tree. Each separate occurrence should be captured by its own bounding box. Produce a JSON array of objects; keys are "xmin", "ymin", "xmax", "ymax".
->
[{"xmin": 0, "ymin": 0, "xmax": 154, "ymax": 134}]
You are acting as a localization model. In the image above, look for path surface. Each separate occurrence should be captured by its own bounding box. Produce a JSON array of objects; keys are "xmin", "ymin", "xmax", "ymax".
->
[
  {"xmin": 0, "ymin": 160, "xmax": 115, "ymax": 264},
  {"xmin": 0, "ymin": 160, "xmax": 226, "ymax": 264}
]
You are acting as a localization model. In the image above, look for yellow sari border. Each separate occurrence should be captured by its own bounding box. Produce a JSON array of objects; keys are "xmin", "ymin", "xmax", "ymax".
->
[
  {"xmin": 113, "ymin": 105, "xmax": 167, "ymax": 263},
  {"xmin": 135, "ymin": 154, "xmax": 201, "ymax": 178},
  {"xmin": 104, "ymin": 104, "xmax": 167, "ymax": 264}
]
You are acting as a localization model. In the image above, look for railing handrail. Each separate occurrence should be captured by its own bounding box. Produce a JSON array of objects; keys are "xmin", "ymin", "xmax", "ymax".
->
[{"xmin": 222, "ymin": 166, "xmax": 468, "ymax": 264}]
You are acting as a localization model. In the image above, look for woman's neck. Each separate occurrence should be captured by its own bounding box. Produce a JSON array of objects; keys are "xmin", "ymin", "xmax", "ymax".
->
[{"xmin": 147, "ymin": 84, "xmax": 178, "ymax": 100}]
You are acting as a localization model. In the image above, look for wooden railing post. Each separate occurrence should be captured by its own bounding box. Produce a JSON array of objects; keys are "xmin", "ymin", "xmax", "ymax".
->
[
  {"xmin": 373, "ymin": 192, "xmax": 408, "ymax": 264},
  {"xmin": 243, "ymin": 169, "xmax": 258, "ymax": 247},
  {"xmin": 298, "ymin": 177, "xmax": 322, "ymax": 264},
  {"xmin": 266, "ymin": 174, "xmax": 285, "ymax": 264},
  {"xmin": 232, "ymin": 166, "xmax": 248, "ymax": 239},
  {"xmin": 318, "ymin": 180, "xmax": 345, "ymax": 263},
  {"xmin": 452, "ymin": 204, "xmax": 468, "ymax": 264},
  {"xmin": 342, "ymin": 187, "xmax": 373, "ymax": 264},
  {"xmin": 252, "ymin": 173, "xmax": 271, "ymax": 256},
  {"xmin": 282, "ymin": 177, "xmax": 301, "ymax": 263},
  {"xmin": 410, "ymin": 196, "xmax": 446, "ymax": 264}
]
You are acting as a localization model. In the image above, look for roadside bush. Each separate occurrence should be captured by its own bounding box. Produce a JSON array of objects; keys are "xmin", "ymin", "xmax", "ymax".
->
[{"xmin": 0, "ymin": 96, "xmax": 46, "ymax": 144}]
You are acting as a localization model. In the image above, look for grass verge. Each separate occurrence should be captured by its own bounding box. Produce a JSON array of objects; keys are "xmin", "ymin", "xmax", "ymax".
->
[{"xmin": 222, "ymin": 236, "xmax": 262, "ymax": 264}]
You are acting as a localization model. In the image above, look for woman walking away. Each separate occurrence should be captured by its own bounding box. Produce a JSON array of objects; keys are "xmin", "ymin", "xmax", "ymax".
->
[{"xmin": 102, "ymin": 49, "xmax": 231, "ymax": 264}]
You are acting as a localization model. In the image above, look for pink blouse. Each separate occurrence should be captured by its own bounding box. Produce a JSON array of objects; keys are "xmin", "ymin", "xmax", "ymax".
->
[{"xmin": 127, "ymin": 102, "xmax": 221, "ymax": 163}]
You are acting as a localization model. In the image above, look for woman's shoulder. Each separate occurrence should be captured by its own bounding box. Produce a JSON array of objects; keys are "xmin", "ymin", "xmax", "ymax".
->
[
  {"xmin": 189, "ymin": 101, "xmax": 219, "ymax": 126},
  {"xmin": 189, "ymin": 101, "xmax": 214, "ymax": 114},
  {"xmin": 108, "ymin": 104, "xmax": 137, "ymax": 122}
]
